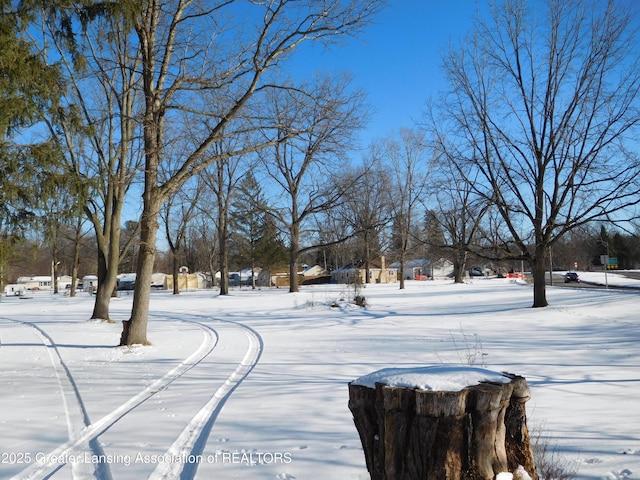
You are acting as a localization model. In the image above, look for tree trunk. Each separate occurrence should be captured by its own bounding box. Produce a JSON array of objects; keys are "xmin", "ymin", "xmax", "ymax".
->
[
  {"xmin": 218, "ymin": 226, "xmax": 229, "ymax": 295},
  {"xmin": 70, "ymin": 227, "xmax": 81, "ymax": 297},
  {"xmin": 453, "ymin": 248, "xmax": 467, "ymax": 284},
  {"xmin": 289, "ymin": 224, "xmax": 300, "ymax": 293},
  {"xmin": 52, "ymin": 255, "xmax": 59, "ymax": 294},
  {"xmin": 289, "ymin": 254, "xmax": 299, "ymax": 292},
  {"xmin": 216, "ymin": 185, "xmax": 230, "ymax": 295},
  {"xmin": 91, "ymin": 215, "xmax": 123, "ymax": 321},
  {"xmin": 219, "ymin": 260, "xmax": 229, "ymax": 294},
  {"xmin": 172, "ymin": 250, "xmax": 180, "ymax": 295},
  {"xmin": 453, "ymin": 257, "xmax": 464, "ymax": 284},
  {"xmin": 348, "ymin": 373, "xmax": 538, "ymax": 480},
  {"xmin": 120, "ymin": 195, "xmax": 161, "ymax": 346},
  {"xmin": 251, "ymin": 264, "xmax": 256, "ymax": 290},
  {"xmin": 531, "ymin": 243, "xmax": 548, "ymax": 308},
  {"xmin": 91, "ymin": 249, "xmax": 118, "ymax": 321},
  {"xmin": 364, "ymin": 231, "xmax": 371, "ymax": 284}
]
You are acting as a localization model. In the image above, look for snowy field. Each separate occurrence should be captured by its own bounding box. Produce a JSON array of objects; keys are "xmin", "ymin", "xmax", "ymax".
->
[{"xmin": 0, "ymin": 273, "xmax": 639, "ymax": 480}]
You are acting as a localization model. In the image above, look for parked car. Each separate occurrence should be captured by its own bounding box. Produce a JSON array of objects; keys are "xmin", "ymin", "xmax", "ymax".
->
[
  {"xmin": 469, "ymin": 266, "xmax": 484, "ymax": 277},
  {"xmin": 563, "ymin": 272, "xmax": 580, "ymax": 283}
]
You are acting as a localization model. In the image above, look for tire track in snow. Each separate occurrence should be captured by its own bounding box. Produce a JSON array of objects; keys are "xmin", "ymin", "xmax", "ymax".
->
[
  {"xmin": 10, "ymin": 317, "xmax": 219, "ymax": 480},
  {"xmin": 148, "ymin": 315, "xmax": 263, "ymax": 480},
  {"xmin": 0, "ymin": 317, "xmax": 112, "ymax": 479}
]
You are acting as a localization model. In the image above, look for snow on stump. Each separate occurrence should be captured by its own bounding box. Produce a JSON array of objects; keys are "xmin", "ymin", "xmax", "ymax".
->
[{"xmin": 348, "ymin": 366, "xmax": 537, "ymax": 480}]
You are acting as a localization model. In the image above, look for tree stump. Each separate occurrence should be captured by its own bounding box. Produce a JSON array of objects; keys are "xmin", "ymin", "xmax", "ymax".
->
[{"xmin": 348, "ymin": 366, "xmax": 537, "ymax": 480}]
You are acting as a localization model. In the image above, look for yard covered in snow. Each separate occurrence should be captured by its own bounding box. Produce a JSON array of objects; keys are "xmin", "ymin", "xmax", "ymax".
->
[{"xmin": 0, "ymin": 274, "xmax": 638, "ymax": 479}]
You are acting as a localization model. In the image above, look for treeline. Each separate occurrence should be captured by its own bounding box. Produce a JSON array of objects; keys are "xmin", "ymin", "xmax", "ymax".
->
[{"xmin": 6, "ymin": 210, "xmax": 639, "ymax": 288}]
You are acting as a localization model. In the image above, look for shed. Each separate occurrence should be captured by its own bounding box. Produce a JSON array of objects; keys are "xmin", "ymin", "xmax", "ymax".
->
[{"xmin": 82, "ymin": 275, "xmax": 98, "ymax": 294}]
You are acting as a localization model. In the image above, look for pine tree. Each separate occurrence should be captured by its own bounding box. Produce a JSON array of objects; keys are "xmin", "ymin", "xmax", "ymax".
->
[{"xmin": 1, "ymin": 2, "xmax": 62, "ymax": 289}]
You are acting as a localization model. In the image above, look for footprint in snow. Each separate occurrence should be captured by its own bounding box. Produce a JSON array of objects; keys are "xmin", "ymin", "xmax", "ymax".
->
[{"xmin": 610, "ymin": 469, "xmax": 633, "ymax": 479}]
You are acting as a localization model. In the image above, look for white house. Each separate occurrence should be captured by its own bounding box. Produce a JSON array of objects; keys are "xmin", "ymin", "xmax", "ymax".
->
[
  {"xmin": 430, "ymin": 259, "xmax": 455, "ymax": 279},
  {"xmin": 17, "ymin": 275, "xmax": 52, "ymax": 290},
  {"xmin": 390, "ymin": 258, "xmax": 454, "ymax": 280},
  {"xmin": 391, "ymin": 259, "xmax": 432, "ymax": 280},
  {"xmin": 17, "ymin": 275, "xmax": 75, "ymax": 291}
]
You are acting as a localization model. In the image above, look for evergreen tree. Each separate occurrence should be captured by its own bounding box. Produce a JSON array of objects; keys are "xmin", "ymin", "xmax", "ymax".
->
[
  {"xmin": 0, "ymin": 2, "xmax": 62, "ymax": 289},
  {"xmin": 230, "ymin": 172, "xmax": 266, "ymax": 288},
  {"xmin": 255, "ymin": 215, "xmax": 289, "ymax": 273}
]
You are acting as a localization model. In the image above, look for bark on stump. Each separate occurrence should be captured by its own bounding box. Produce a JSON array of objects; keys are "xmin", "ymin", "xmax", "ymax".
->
[{"xmin": 348, "ymin": 371, "xmax": 537, "ymax": 480}]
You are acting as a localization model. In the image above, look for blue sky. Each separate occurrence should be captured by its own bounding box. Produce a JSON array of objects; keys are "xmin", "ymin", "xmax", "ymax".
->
[
  {"xmin": 128, "ymin": 2, "xmax": 481, "ymax": 225},
  {"xmin": 288, "ymin": 1, "xmax": 478, "ymax": 149}
]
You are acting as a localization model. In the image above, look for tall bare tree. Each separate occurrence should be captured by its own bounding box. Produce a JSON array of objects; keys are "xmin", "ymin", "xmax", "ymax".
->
[
  {"xmin": 379, "ymin": 128, "xmax": 430, "ymax": 289},
  {"xmin": 41, "ymin": 5, "xmax": 144, "ymax": 320},
  {"xmin": 425, "ymin": 151, "xmax": 490, "ymax": 283},
  {"xmin": 260, "ymin": 74, "xmax": 369, "ymax": 292},
  {"xmin": 121, "ymin": 0, "xmax": 383, "ymax": 344},
  {"xmin": 340, "ymin": 157, "xmax": 393, "ymax": 282},
  {"xmin": 434, "ymin": 0, "xmax": 640, "ymax": 307},
  {"xmin": 199, "ymin": 141, "xmax": 247, "ymax": 296},
  {"xmin": 185, "ymin": 213, "xmax": 219, "ymax": 280},
  {"xmin": 161, "ymin": 178, "xmax": 202, "ymax": 294}
]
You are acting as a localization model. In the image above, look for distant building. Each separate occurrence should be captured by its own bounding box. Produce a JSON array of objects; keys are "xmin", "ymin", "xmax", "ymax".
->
[
  {"xmin": 301, "ymin": 265, "xmax": 328, "ymax": 277},
  {"xmin": 391, "ymin": 258, "xmax": 454, "ymax": 280},
  {"xmin": 256, "ymin": 269, "xmax": 290, "ymax": 288},
  {"xmin": 255, "ymin": 265, "xmax": 332, "ymax": 287},
  {"xmin": 17, "ymin": 275, "xmax": 51, "ymax": 290},
  {"xmin": 392, "ymin": 259, "xmax": 432, "ymax": 280},
  {"xmin": 151, "ymin": 272, "xmax": 168, "ymax": 289},
  {"xmin": 166, "ymin": 272, "xmax": 207, "ymax": 290},
  {"xmin": 83, "ymin": 275, "xmax": 98, "ymax": 293},
  {"xmin": 4, "ymin": 284, "xmax": 26, "ymax": 296},
  {"xmin": 117, "ymin": 273, "xmax": 136, "ymax": 291},
  {"xmin": 331, "ymin": 257, "xmax": 398, "ymax": 284},
  {"xmin": 17, "ymin": 275, "xmax": 75, "ymax": 291},
  {"xmin": 429, "ymin": 259, "xmax": 454, "ymax": 279},
  {"xmin": 299, "ymin": 265, "xmax": 331, "ymax": 285}
]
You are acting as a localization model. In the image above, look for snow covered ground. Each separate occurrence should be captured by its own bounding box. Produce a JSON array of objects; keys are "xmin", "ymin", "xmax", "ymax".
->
[{"xmin": 0, "ymin": 272, "xmax": 639, "ymax": 480}]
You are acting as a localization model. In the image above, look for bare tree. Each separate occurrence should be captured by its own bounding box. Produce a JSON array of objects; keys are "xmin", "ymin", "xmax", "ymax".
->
[
  {"xmin": 378, "ymin": 128, "xmax": 430, "ymax": 289},
  {"xmin": 199, "ymin": 141, "xmax": 247, "ymax": 296},
  {"xmin": 42, "ymin": 6, "xmax": 143, "ymax": 320},
  {"xmin": 161, "ymin": 178, "xmax": 202, "ymax": 294},
  {"xmin": 260, "ymin": 74, "xmax": 369, "ymax": 292},
  {"xmin": 121, "ymin": 0, "xmax": 383, "ymax": 345},
  {"xmin": 424, "ymin": 148, "xmax": 491, "ymax": 283},
  {"xmin": 340, "ymin": 157, "xmax": 393, "ymax": 282},
  {"xmin": 185, "ymin": 213, "xmax": 219, "ymax": 281},
  {"xmin": 434, "ymin": 0, "xmax": 640, "ymax": 307}
]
